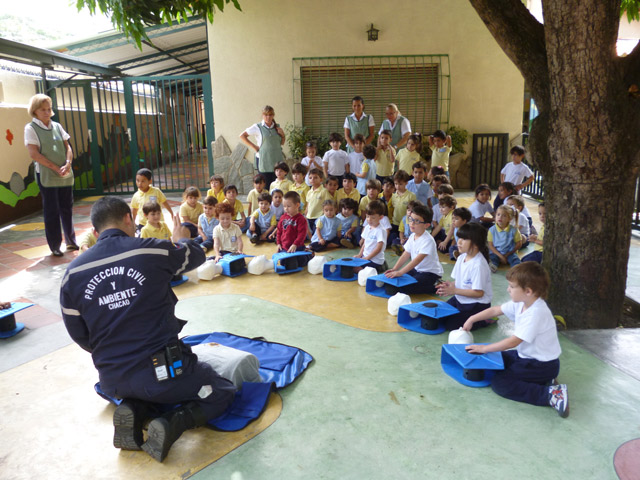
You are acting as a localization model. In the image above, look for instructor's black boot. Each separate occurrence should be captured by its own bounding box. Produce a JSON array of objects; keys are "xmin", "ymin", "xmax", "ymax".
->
[
  {"xmin": 113, "ymin": 400, "xmax": 155, "ymax": 451},
  {"xmin": 142, "ymin": 403, "xmax": 207, "ymax": 462}
]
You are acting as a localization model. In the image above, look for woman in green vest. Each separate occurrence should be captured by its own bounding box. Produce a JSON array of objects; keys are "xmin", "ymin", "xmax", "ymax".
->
[
  {"xmin": 343, "ymin": 96, "xmax": 375, "ymax": 153},
  {"xmin": 379, "ymin": 103, "xmax": 412, "ymax": 149},
  {"xmin": 24, "ymin": 94, "xmax": 77, "ymax": 257},
  {"xmin": 240, "ymin": 105, "xmax": 286, "ymax": 187}
]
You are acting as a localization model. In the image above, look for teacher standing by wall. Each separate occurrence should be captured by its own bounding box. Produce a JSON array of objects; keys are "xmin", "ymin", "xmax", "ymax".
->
[{"xmin": 24, "ymin": 94, "xmax": 77, "ymax": 256}]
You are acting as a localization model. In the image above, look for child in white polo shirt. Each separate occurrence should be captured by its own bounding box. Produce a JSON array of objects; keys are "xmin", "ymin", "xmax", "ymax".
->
[
  {"xmin": 463, "ymin": 262, "xmax": 568, "ymax": 418},
  {"xmin": 501, "ymin": 145, "xmax": 534, "ymax": 194},
  {"xmin": 385, "ymin": 204, "xmax": 443, "ymax": 294}
]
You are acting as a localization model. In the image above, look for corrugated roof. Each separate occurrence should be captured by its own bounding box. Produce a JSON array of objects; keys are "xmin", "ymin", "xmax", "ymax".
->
[{"xmin": 51, "ymin": 16, "xmax": 209, "ymax": 77}]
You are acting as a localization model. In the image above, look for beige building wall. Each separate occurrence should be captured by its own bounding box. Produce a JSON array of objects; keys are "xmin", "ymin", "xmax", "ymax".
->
[{"xmin": 208, "ymin": 0, "xmax": 524, "ymax": 157}]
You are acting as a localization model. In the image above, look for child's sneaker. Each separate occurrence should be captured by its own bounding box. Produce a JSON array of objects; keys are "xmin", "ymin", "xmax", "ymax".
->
[
  {"xmin": 249, "ymin": 233, "xmax": 258, "ymax": 244},
  {"xmin": 340, "ymin": 238, "xmax": 355, "ymax": 249},
  {"xmin": 490, "ymin": 262, "xmax": 498, "ymax": 273},
  {"xmin": 392, "ymin": 244, "xmax": 404, "ymax": 255},
  {"xmin": 548, "ymin": 384, "xmax": 569, "ymax": 418}
]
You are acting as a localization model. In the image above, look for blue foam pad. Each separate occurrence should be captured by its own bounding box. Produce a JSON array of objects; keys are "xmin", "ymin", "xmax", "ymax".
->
[
  {"xmin": 365, "ymin": 273, "xmax": 417, "ymax": 298},
  {"xmin": 218, "ymin": 253, "xmax": 253, "ymax": 277},
  {"xmin": 322, "ymin": 257, "xmax": 369, "ymax": 281},
  {"xmin": 272, "ymin": 251, "xmax": 313, "ymax": 274},
  {"xmin": 209, "ymin": 382, "xmax": 274, "ymax": 431},
  {"xmin": 441, "ymin": 343, "xmax": 505, "ymax": 388},
  {"xmin": 170, "ymin": 275, "xmax": 188, "ymax": 287},
  {"xmin": 0, "ymin": 302, "xmax": 32, "ymax": 339}
]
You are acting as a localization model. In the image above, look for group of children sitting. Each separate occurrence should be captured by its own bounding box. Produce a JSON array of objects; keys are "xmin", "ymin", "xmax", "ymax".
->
[{"xmin": 104, "ymin": 139, "xmax": 565, "ymax": 419}]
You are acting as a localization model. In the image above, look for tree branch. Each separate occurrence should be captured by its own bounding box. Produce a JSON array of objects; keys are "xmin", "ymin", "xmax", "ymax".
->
[{"xmin": 467, "ymin": 0, "xmax": 550, "ymax": 110}]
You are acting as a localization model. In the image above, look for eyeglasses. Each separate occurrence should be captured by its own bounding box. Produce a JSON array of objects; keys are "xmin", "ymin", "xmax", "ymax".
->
[{"xmin": 407, "ymin": 216, "xmax": 427, "ymax": 225}]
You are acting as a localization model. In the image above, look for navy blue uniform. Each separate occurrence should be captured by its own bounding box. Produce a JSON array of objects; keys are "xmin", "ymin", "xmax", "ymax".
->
[{"xmin": 60, "ymin": 229, "xmax": 235, "ymax": 419}]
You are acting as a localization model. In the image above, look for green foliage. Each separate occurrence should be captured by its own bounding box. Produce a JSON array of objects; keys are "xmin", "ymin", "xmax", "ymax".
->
[
  {"xmin": 621, "ymin": 0, "xmax": 640, "ymax": 22},
  {"xmin": 447, "ymin": 125, "xmax": 469, "ymax": 155},
  {"xmin": 284, "ymin": 124, "xmax": 330, "ymax": 159},
  {"xmin": 76, "ymin": 0, "xmax": 242, "ymax": 49}
]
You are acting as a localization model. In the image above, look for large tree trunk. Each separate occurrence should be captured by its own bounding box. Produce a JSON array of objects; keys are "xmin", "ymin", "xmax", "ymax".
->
[{"xmin": 468, "ymin": 0, "xmax": 640, "ymax": 328}]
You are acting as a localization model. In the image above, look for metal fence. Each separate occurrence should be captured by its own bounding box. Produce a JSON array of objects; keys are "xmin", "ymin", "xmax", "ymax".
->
[{"xmin": 470, "ymin": 133, "xmax": 509, "ymax": 189}]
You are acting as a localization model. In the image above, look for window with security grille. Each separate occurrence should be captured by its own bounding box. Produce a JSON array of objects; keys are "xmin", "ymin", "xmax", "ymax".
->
[{"xmin": 293, "ymin": 55, "xmax": 450, "ymax": 138}]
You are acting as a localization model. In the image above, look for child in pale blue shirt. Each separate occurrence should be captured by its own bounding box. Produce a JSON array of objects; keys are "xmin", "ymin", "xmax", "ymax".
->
[
  {"xmin": 309, "ymin": 200, "xmax": 341, "ymax": 252},
  {"xmin": 195, "ymin": 196, "xmax": 219, "ymax": 251},
  {"xmin": 407, "ymin": 161, "xmax": 432, "ymax": 208},
  {"xmin": 337, "ymin": 198, "xmax": 361, "ymax": 249}
]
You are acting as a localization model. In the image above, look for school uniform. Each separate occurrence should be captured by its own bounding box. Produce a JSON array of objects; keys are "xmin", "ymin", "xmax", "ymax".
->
[
  {"xmin": 249, "ymin": 208, "xmax": 277, "ymax": 239},
  {"xmin": 180, "ymin": 202, "xmax": 204, "ymax": 238},
  {"xmin": 337, "ymin": 213, "xmax": 361, "ymax": 245},
  {"xmin": 310, "ymin": 215, "xmax": 341, "ymax": 251},
  {"xmin": 270, "ymin": 178, "xmax": 293, "ymax": 194},
  {"xmin": 501, "ymin": 162, "xmax": 533, "ymax": 190},
  {"xmin": 301, "ymin": 156, "xmax": 323, "ymax": 186},
  {"xmin": 379, "ymin": 116, "xmax": 411, "ymax": 147},
  {"xmin": 212, "ymin": 223, "xmax": 242, "ymax": 255},
  {"xmin": 375, "ymin": 148, "xmax": 395, "ymax": 178},
  {"xmin": 344, "ymin": 112, "xmax": 375, "ymax": 153},
  {"xmin": 522, "ymin": 225, "xmax": 544, "ymax": 263},
  {"xmin": 488, "ymin": 224, "xmax": 522, "ymax": 267},
  {"xmin": 407, "ymin": 179, "xmax": 432, "ymax": 206},
  {"xmin": 430, "ymin": 145, "xmax": 452, "ymax": 172},
  {"xmin": 396, "ymin": 148, "xmax": 420, "ymax": 174},
  {"xmin": 356, "ymin": 159, "xmax": 377, "ymax": 195},
  {"xmin": 444, "ymin": 253, "xmax": 493, "ymax": 330},
  {"xmin": 323, "ymin": 149, "xmax": 349, "ymax": 183},
  {"xmin": 491, "ymin": 299, "xmax": 562, "ymax": 406},
  {"xmin": 195, "ymin": 214, "xmax": 219, "ymax": 250},
  {"xmin": 397, "ymin": 231, "xmax": 443, "ymax": 294},
  {"xmin": 469, "ymin": 200, "xmax": 494, "ymax": 224},
  {"xmin": 360, "ymin": 224, "xmax": 387, "ymax": 272},
  {"xmin": 131, "ymin": 186, "xmax": 168, "ymax": 226}
]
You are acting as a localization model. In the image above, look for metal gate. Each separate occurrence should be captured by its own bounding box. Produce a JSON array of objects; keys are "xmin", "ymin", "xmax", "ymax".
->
[
  {"xmin": 470, "ymin": 133, "xmax": 509, "ymax": 189},
  {"xmin": 43, "ymin": 74, "xmax": 214, "ymax": 196}
]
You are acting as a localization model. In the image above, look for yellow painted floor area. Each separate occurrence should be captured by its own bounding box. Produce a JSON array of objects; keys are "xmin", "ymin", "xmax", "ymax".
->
[{"xmin": 0, "ymin": 344, "xmax": 282, "ymax": 479}]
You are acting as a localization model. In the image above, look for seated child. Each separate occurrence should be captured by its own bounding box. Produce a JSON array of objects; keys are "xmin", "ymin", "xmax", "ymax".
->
[
  {"xmin": 375, "ymin": 129, "xmax": 396, "ymax": 181},
  {"xmin": 506, "ymin": 195, "xmax": 530, "ymax": 247},
  {"xmin": 246, "ymin": 174, "xmax": 267, "ymax": 215},
  {"xmin": 212, "ymin": 202, "xmax": 244, "ymax": 262},
  {"xmin": 407, "ymin": 161, "xmax": 432, "ymax": 208},
  {"xmin": 309, "ymin": 199, "xmax": 341, "ymax": 252},
  {"xmin": 428, "ymin": 165, "xmax": 446, "ymax": 183},
  {"xmin": 78, "ymin": 228, "xmax": 98, "ymax": 254},
  {"xmin": 379, "ymin": 176, "xmax": 395, "ymax": 222},
  {"xmin": 493, "ymin": 181, "xmax": 515, "ymax": 211},
  {"xmin": 436, "ymin": 223, "xmax": 493, "ymax": 330},
  {"xmin": 501, "ymin": 145, "xmax": 534, "ymax": 194},
  {"xmin": 277, "ymin": 191, "xmax": 311, "ymax": 265},
  {"xmin": 428, "ymin": 130, "xmax": 452, "ymax": 175},
  {"xmin": 305, "ymin": 168, "xmax": 331, "ymax": 235},
  {"xmin": 179, "ymin": 186, "xmax": 204, "ymax": 238},
  {"xmin": 348, "ymin": 133, "xmax": 365, "ymax": 185},
  {"xmin": 223, "ymin": 184, "xmax": 247, "ymax": 232},
  {"xmin": 440, "ymin": 207, "xmax": 472, "ymax": 259},
  {"xmin": 301, "ymin": 141, "xmax": 323, "ymax": 186},
  {"xmin": 356, "ymin": 144, "xmax": 378, "ymax": 196},
  {"xmin": 396, "ymin": 134, "xmax": 421, "ymax": 174},
  {"xmin": 336, "ymin": 172, "xmax": 361, "ymax": 204},
  {"xmin": 488, "ymin": 205, "xmax": 522, "ymax": 272},
  {"xmin": 359, "ymin": 179, "xmax": 381, "ymax": 221},
  {"xmin": 270, "ymin": 161, "xmax": 293, "ymax": 194},
  {"xmin": 431, "ymin": 194, "xmax": 457, "ymax": 248},
  {"xmin": 522, "ymin": 203, "xmax": 545, "ymax": 263},
  {"xmin": 290, "ymin": 163, "xmax": 310, "ymax": 214},
  {"xmin": 130, "ymin": 168, "xmax": 174, "ymax": 231},
  {"xmin": 325, "ymin": 176, "xmax": 340, "ymax": 203},
  {"xmin": 271, "ymin": 189, "xmax": 284, "ymax": 223},
  {"xmin": 207, "ymin": 174, "xmax": 226, "ymax": 203},
  {"xmin": 431, "ymin": 186, "xmax": 453, "ymax": 226},
  {"xmin": 355, "ymin": 200, "xmax": 388, "ymax": 273},
  {"xmin": 140, "ymin": 201, "xmax": 172, "ymax": 240},
  {"xmin": 248, "ymin": 192, "xmax": 277, "ymax": 244},
  {"xmin": 430, "ymin": 174, "xmax": 450, "ymax": 206},
  {"xmin": 463, "ymin": 262, "xmax": 568, "ymax": 418},
  {"xmin": 323, "ymin": 132, "xmax": 349, "ymax": 185},
  {"xmin": 390, "ymin": 170, "xmax": 417, "ymax": 246},
  {"xmin": 469, "ymin": 183, "xmax": 495, "ymax": 227},
  {"xmin": 195, "ymin": 196, "xmax": 219, "ymax": 251},
  {"xmin": 337, "ymin": 198, "xmax": 361, "ymax": 249},
  {"xmin": 385, "ymin": 203, "xmax": 443, "ymax": 294}
]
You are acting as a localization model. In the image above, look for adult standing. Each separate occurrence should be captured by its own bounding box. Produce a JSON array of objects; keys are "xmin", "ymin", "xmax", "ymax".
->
[
  {"xmin": 240, "ymin": 105, "xmax": 286, "ymax": 187},
  {"xmin": 60, "ymin": 196, "xmax": 236, "ymax": 462},
  {"xmin": 24, "ymin": 94, "xmax": 77, "ymax": 256},
  {"xmin": 344, "ymin": 96, "xmax": 375, "ymax": 153},
  {"xmin": 379, "ymin": 103, "xmax": 412, "ymax": 149}
]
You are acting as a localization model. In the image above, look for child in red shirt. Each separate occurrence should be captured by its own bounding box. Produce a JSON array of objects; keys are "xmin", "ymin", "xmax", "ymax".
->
[{"xmin": 277, "ymin": 191, "xmax": 310, "ymax": 264}]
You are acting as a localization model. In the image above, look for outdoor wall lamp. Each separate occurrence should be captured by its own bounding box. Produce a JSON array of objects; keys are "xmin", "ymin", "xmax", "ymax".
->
[{"xmin": 367, "ymin": 24, "xmax": 379, "ymax": 41}]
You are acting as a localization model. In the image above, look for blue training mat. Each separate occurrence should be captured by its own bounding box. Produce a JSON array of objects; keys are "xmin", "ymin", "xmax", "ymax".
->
[
  {"xmin": 94, "ymin": 332, "xmax": 313, "ymax": 431},
  {"xmin": 441, "ymin": 343, "xmax": 505, "ymax": 388}
]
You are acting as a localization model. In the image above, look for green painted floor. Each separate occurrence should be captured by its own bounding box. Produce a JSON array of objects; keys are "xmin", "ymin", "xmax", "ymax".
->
[{"xmin": 175, "ymin": 294, "xmax": 640, "ymax": 479}]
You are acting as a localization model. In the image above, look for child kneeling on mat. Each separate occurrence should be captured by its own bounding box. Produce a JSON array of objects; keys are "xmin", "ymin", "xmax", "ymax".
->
[
  {"xmin": 384, "ymin": 204, "xmax": 443, "ymax": 294},
  {"xmin": 436, "ymin": 222, "xmax": 493, "ymax": 331},
  {"xmin": 463, "ymin": 262, "xmax": 569, "ymax": 418}
]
